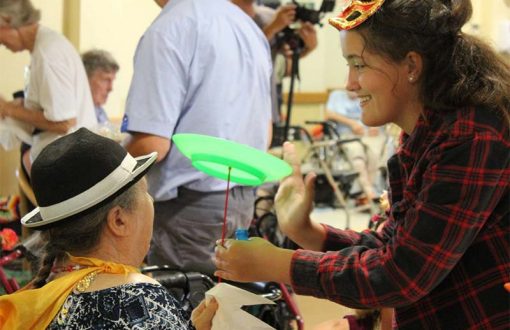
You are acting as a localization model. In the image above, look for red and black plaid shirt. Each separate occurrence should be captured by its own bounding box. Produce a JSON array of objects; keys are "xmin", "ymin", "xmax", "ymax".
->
[{"xmin": 290, "ymin": 106, "xmax": 510, "ymax": 329}]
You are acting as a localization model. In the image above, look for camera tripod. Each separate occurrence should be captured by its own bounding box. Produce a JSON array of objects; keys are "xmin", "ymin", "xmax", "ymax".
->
[{"xmin": 282, "ymin": 39, "xmax": 302, "ymax": 141}]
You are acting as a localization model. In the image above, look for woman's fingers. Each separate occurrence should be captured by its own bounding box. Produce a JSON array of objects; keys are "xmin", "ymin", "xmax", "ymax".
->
[
  {"xmin": 282, "ymin": 142, "xmax": 301, "ymax": 175},
  {"xmin": 303, "ymin": 171, "xmax": 317, "ymax": 202},
  {"xmin": 214, "ymin": 240, "xmax": 236, "ymax": 280}
]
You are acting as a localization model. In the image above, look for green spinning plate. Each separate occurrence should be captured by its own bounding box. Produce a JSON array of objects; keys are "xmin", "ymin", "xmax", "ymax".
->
[{"xmin": 172, "ymin": 133, "xmax": 292, "ymax": 186}]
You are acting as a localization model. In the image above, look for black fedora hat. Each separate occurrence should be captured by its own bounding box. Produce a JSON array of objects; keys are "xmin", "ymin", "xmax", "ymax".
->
[{"xmin": 21, "ymin": 128, "xmax": 157, "ymax": 228}]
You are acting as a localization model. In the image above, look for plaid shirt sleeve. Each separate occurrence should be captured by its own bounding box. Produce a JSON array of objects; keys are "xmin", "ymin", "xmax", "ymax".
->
[{"xmin": 290, "ymin": 128, "xmax": 509, "ymax": 309}]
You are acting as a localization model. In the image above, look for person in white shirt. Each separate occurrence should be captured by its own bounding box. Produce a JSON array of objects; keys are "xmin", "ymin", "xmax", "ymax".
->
[{"xmin": 0, "ymin": 0, "xmax": 96, "ymax": 176}]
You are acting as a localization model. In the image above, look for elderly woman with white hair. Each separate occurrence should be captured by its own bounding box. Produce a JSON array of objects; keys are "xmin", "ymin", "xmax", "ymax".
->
[
  {"xmin": 0, "ymin": 128, "xmax": 217, "ymax": 328},
  {"xmin": 0, "ymin": 0, "xmax": 96, "ymax": 176},
  {"xmin": 82, "ymin": 49, "xmax": 120, "ymax": 124}
]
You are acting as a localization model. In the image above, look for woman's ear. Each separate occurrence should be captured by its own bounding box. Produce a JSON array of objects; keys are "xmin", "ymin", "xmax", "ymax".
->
[
  {"xmin": 105, "ymin": 206, "xmax": 130, "ymax": 237},
  {"xmin": 405, "ymin": 51, "xmax": 423, "ymax": 83}
]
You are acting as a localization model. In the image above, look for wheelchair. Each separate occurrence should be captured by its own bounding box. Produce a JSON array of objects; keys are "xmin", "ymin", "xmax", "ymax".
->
[{"xmin": 141, "ymin": 265, "xmax": 304, "ymax": 330}]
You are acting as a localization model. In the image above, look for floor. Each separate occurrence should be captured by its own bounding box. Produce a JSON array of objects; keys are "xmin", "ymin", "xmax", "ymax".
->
[{"xmin": 291, "ymin": 207, "xmax": 372, "ymax": 330}]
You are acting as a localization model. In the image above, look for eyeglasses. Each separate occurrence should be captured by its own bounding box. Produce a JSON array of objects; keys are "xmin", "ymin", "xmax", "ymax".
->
[{"xmin": 329, "ymin": 0, "xmax": 385, "ymax": 31}]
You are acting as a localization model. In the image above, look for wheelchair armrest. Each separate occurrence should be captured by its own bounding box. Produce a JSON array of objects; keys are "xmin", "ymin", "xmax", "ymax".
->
[
  {"xmin": 225, "ymin": 281, "xmax": 282, "ymax": 301},
  {"xmin": 336, "ymin": 137, "xmax": 362, "ymax": 145},
  {"xmin": 141, "ymin": 265, "xmax": 215, "ymax": 291}
]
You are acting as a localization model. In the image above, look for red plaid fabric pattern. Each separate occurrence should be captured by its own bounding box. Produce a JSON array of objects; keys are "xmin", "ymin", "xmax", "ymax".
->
[{"xmin": 290, "ymin": 106, "xmax": 510, "ymax": 329}]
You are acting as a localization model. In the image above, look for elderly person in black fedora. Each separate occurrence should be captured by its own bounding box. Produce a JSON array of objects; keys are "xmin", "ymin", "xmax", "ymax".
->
[{"xmin": 0, "ymin": 128, "xmax": 217, "ymax": 329}]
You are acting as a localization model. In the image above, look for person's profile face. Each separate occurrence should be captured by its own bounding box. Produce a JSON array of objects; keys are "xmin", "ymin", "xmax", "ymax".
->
[
  {"xmin": 340, "ymin": 30, "xmax": 412, "ymax": 129},
  {"xmin": 0, "ymin": 26, "xmax": 25, "ymax": 52},
  {"xmin": 89, "ymin": 70, "xmax": 116, "ymax": 107}
]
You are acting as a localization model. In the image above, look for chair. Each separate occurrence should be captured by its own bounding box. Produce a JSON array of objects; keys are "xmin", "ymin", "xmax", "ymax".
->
[
  {"xmin": 15, "ymin": 166, "xmax": 36, "ymax": 266},
  {"xmin": 300, "ymin": 122, "xmax": 379, "ymax": 229},
  {"xmin": 16, "ymin": 166, "xmax": 36, "ymax": 208}
]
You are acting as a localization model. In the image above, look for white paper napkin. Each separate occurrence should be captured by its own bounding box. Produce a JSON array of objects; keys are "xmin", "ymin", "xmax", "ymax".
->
[{"xmin": 206, "ymin": 283, "xmax": 276, "ymax": 330}]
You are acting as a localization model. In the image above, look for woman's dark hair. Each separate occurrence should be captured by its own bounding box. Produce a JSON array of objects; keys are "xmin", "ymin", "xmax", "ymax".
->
[
  {"xmin": 31, "ymin": 183, "xmax": 140, "ymax": 288},
  {"xmin": 357, "ymin": 0, "xmax": 510, "ymax": 123}
]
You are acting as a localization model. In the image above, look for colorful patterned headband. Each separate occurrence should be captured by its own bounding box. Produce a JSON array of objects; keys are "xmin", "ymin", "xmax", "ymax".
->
[{"xmin": 329, "ymin": 0, "xmax": 385, "ymax": 31}]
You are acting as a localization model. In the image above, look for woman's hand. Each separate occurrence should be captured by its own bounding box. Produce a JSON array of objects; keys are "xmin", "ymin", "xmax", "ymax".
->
[
  {"xmin": 214, "ymin": 238, "xmax": 293, "ymax": 284},
  {"xmin": 191, "ymin": 298, "xmax": 218, "ymax": 330},
  {"xmin": 274, "ymin": 142, "xmax": 327, "ymax": 250},
  {"xmin": 275, "ymin": 142, "xmax": 316, "ymax": 238}
]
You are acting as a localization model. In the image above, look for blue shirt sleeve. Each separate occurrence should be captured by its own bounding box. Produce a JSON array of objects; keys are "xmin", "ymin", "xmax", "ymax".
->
[{"xmin": 123, "ymin": 18, "xmax": 195, "ymax": 139}]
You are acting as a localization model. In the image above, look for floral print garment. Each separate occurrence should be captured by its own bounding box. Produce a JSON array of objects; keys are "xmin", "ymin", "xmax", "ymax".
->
[{"xmin": 48, "ymin": 283, "xmax": 192, "ymax": 329}]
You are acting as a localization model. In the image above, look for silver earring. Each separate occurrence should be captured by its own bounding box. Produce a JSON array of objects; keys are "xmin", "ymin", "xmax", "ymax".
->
[{"xmin": 408, "ymin": 75, "xmax": 415, "ymax": 82}]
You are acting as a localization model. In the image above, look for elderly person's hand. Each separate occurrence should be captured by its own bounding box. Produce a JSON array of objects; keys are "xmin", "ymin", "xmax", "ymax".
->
[
  {"xmin": 191, "ymin": 298, "xmax": 219, "ymax": 330},
  {"xmin": 214, "ymin": 237, "xmax": 293, "ymax": 283}
]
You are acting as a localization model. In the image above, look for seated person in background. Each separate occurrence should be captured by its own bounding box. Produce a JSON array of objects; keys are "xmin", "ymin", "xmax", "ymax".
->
[
  {"xmin": 0, "ymin": 0, "xmax": 97, "ymax": 175},
  {"xmin": 0, "ymin": 128, "xmax": 217, "ymax": 329},
  {"xmin": 324, "ymin": 89, "xmax": 388, "ymax": 200},
  {"xmin": 82, "ymin": 49, "xmax": 119, "ymax": 125}
]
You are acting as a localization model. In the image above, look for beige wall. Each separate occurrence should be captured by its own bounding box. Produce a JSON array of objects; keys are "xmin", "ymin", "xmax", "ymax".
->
[
  {"xmin": 471, "ymin": 0, "xmax": 510, "ymax": 48},
  {"xmin": 1, "ymin": 0, "xmax": 508, "ymax": 119},
  {"xmin": 79, "ymin": 0, "xmax": 160, "ymax": 120},
  {"xmin": 294, "ymin": 0, "xmax": 510, "ymax": 94},
  {"xmin": 0, "ymin": 0, "xmax": 509, "ymax": 195}
]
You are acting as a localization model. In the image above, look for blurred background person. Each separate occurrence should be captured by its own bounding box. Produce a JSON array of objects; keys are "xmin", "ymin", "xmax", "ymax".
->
[
  {"xmin": 82, "ymin": 49, "xmax": 119, "ymax": 125},
  {"xmin": 0, "ymin": 0, "xmax": 96, "ymax": 176}
]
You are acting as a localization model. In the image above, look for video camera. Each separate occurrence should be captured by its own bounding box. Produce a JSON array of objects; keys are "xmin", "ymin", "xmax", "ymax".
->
[
  {"xmin": 275, "ymin": 0, "xmax": 336, "ymax": 51},
  {"xmin": 294, "ymin": 0, "xmax": 335, "ymax": 25}
]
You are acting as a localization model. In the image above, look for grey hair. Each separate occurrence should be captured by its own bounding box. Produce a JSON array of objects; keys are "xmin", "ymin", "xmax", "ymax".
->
[
  {"xmin": 0, "ymin": 0, "xmax": 40, "ymax": 28},
  {"xmin": 31, "ymin": 182, "xmax": 141, "ymax": 288},
  {"xmin": 82, "ymin": 49, "xmax": 120, "ymax": 77}
]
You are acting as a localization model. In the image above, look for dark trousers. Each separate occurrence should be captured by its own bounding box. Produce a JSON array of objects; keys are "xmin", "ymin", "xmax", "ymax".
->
[{"xmin": 147, "ymin": 186, "xmax": 255, "ymax": 275}]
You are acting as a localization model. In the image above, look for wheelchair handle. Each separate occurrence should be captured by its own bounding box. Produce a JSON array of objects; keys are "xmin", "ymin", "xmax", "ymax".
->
[
  {"xmin": 260, "ymin": 288, "xmax": 282, "ymax": 301},
  {"xmin": 141, "ymin": 265, "xmax": 215, "ymax": 290}
]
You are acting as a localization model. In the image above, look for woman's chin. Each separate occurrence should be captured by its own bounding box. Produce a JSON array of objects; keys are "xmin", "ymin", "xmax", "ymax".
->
[{"xmin": 360, "ymin": 115, "xmax": 381, "ymax": 127}]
